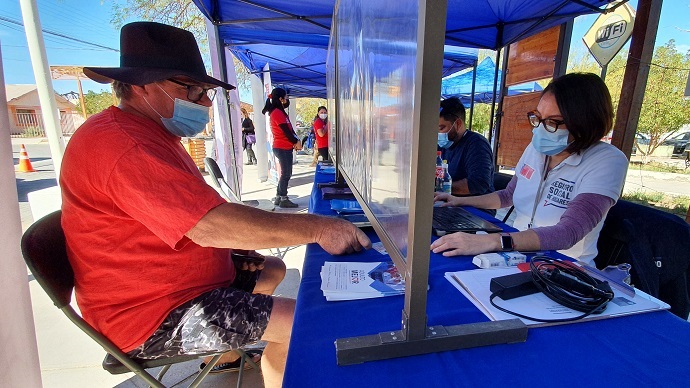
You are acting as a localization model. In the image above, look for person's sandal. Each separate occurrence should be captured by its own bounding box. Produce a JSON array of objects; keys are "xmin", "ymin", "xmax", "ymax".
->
[{"xmin": 199, "ymin": 350, "xmax": 262, "ymax": 374}]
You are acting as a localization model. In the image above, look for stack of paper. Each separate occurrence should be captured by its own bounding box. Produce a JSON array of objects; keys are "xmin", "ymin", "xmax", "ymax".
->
[{"xmin": 320, "ymin": 261, "xmax": 406, "ymax": 301}]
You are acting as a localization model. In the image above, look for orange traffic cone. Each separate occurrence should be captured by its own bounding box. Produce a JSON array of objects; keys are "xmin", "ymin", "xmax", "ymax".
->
[{"xmin": 17, "ymin": 144, "xmax": 36, "ymax": 172}]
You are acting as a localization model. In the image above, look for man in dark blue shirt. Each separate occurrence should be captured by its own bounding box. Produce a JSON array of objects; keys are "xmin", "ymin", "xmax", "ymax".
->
[{"xmin": 437, "ymin": 97, "xmax": 495, "ymax": 197}]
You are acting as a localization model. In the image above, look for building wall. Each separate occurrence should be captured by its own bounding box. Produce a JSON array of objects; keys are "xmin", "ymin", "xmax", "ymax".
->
[{"xmin": 6, "ymin": 90, "xmax": 79, "ymax": 136}]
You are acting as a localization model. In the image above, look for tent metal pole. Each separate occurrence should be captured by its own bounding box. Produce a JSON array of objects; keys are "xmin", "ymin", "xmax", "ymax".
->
[
  {"xmin": 468, "ymin": 59, "xmax": 477, "ymax": 130},
  {"xmin": 554, "ymin": 20, "xmax": 573, "ymax": 77},
  {"xmin": 20, "ymin": 0, "xmax": 65, "ymax": 179},
  {"xmin": 493, "ymin": 44, "xmax": 510, "ymax": 168},
  {"xmin": 488, "ymin": 49, "xmax": 501, "ymax": 142},
  {"xmin": 332, "ymin": 0, "xmax": 344, "ymax": 184}
]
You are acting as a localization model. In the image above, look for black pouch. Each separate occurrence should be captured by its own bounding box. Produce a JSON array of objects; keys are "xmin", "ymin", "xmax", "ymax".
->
[{"xmin": 230, "ymin": 252, "xmax": 265, "ymax": 293}]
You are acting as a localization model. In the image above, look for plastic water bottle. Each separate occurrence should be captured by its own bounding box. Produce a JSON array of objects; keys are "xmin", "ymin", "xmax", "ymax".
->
[
  {"xmin": 435, "ymin": 151, "xmax": 444, "ymax": 192},
  {"xmin": 442, "ymin": 160, "xmax": 452, "ymax": 194}
]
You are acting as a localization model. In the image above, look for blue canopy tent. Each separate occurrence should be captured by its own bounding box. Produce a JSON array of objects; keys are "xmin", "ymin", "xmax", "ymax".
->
[
  {"xmin": 192, "ymin": 0, "xmax": 624, "ymax": 99},
  {"xmin": 441, "ymin": 57, "xmax": 543, "ymax": 105},
  {"xmin": 194, "ymin": 0, "xmax": 621, "ymax": 50},
  {"xmin": 227, "ymin": 42, "xmax": 477, "ymax": 98}
]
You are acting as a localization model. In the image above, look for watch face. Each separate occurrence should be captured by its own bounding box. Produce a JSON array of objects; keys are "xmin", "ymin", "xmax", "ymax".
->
[{"xmin": 501, "ymin": 234, "xmax": 513, "ymax": 251}]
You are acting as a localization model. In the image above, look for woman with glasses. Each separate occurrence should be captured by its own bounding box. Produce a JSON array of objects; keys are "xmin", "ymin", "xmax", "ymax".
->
[
  {"xmin": 261, "ymin": 87, "xmax": 302, "ymax": 208},
  {"xmin": 431, "ymin": 73, "xmax": 628, "ymax": 265}
]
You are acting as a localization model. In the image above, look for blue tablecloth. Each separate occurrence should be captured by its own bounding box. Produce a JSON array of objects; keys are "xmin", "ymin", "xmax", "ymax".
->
[{"xmin": 284, "ymin": 166, "xmax": 690, "ymax": 387}]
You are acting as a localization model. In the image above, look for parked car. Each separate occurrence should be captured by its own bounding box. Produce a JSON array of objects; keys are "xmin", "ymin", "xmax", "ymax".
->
[
  {"xmin": 635, "ymin": 132, "xmax": 650, "ymax": 145},
  {"xmin": 662, "ymin": 131, "xmax": 690, "ymax": 157},
  {"xmin": 630, "ymin": 133, "xmax": 650, "ymax": 156}
]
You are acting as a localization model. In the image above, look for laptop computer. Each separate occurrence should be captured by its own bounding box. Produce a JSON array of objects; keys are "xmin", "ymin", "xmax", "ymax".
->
[
  {"xmin": 336, "ymin": 213, "xmax": 373, "ymax": 228},
  {"xmin": 432, "ymin": 206, "xmax": 502, "ymax": 236}
]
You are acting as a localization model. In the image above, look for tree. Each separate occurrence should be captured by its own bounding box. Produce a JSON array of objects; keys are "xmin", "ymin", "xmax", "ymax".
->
[
  {"xmin": 295, "ymin": 98, "xmax": 327, "ymax": 126},
  {"xmin": 566, "ymin": 40, "xmax": 690, "ymax": 157},
  {"xmin": 76, "ymin": 91, "xmax": 117, "ymax": 116},
  {"xmin": 468, "ymin": 103, "xmax": 492, "ymax": 138},
  {"xmin": 566, "ymin": 47, "xmax": 600, "ymax": 74},
  {"xmin": 108, "ymin": 0, "xmax": 252, "ymax": 98},
  {"xmin": 603, "ymin": 40, "xmax": 690, "ymax": 155},
  {"xmin": 633, "ymin": 40, "xmax": 690, "ymax": 155}
]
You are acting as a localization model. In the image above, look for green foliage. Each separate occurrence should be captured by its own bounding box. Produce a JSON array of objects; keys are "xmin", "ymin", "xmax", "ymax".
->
[
  {"xmin": 629, "ymin": 160, "xmax": 690, "ymax": 175},
  {"xmin": 77, "ymin": 91, "xmax": 117, "ymax": 115},
  {"xmin": 107, "ymin": 0, "xmax": 251, "ymax": 93},
  {"xmin": 295, "ymin": 98, "xmax": 328, "ymax": 128},
  {"xmin": 110, "ymin": 0, "xmax": 206, "ymax": 38},
  {"xmin": 622, "ymin": 190, "xmax": 690, "ymax": 218},
  {"xmin": 22, "ymin": 126, "xmax": 45, "ymax": 137},
  {"xmin": 634, "ymin": 41, "xmax": 690, "ymax": 154},
  {"xmin": 566, "ymin": 48, "xmax": 601, "ymax": 74},
  {"xmin": 569, "ymin": 41, "xmax": 690, "ymax": 157},
  {"xmin": 468, "ymin": 103, "xmax": 492, "ymax": 138}
]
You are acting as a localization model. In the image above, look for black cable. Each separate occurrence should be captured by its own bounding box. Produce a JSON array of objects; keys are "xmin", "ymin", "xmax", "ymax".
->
[{"xmin": 489, "ymin": 256, "xmax": 614, "ymax": 323}]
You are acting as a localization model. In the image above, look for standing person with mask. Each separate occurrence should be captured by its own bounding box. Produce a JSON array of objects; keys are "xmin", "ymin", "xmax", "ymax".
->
[
  {"xmin": 262, "ymin": 88, "xmax": 302, "ymax": 208},
  {"xmin": 241, "ymin": 108, "xmax": 257, "ymax": 165},
  {"xmin": 437, "ymin": 97, "xmax": 494, "ymax": 198},
  {"xmin": 60, "ymin": 22, "xmax": 370, "ymax": 388},
  {"xmin": 310, "ymin": 106, "xmax": 330, "ymax": 166},
  {"xmin": 432, "ymin": 73, "xmax": 627, "ymax": 265}
]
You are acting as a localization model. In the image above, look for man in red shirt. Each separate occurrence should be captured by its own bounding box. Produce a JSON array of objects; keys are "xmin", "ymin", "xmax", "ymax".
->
[{"xmin": 60, "ymin": 22, "xmax": 370, "ymax": 388}]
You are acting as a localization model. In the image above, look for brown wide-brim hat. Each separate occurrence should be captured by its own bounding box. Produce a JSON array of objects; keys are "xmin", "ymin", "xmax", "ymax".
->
[{"xmin": 84, "ymin": 21, "xmax": 235, "ymax": 90}]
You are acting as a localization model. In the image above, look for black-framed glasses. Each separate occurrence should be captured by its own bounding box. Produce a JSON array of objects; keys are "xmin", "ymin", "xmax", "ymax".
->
[
  {"xmin": 527, "ymin": 111, "xmax": 566, "ymax": 133},
  {"xmin": 168, "ymin": 79, "xmax": 217, "ymax": 102}
]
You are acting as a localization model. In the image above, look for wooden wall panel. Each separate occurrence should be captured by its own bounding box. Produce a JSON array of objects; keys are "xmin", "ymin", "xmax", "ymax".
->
[
  {"xmin": 497, "ymin": 92, "xmax": 542, "ymax": 168},
  {"xmin": 505, "ymin": 25, "xmax": 560, "ymax": 86}
]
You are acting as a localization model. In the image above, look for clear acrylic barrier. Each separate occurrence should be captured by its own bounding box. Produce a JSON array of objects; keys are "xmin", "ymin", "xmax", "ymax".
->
[{"xmin": 332, "ymin": 0, "xmax": 418, "ymax": 259}]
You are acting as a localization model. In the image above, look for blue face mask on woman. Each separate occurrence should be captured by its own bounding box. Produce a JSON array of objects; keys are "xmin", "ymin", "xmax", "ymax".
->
[
  {"xmin": 531, "ymin": 123, "xmax": 570, "ymax": 156},
  {"xmin": 146, "ymin": 85, "xmax": 210, "ymax": 137}
]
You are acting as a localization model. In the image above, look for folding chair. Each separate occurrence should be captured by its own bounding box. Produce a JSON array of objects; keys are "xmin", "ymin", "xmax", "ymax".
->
[
  {"xmin": 594, "ymin": 200, "xmax": 690, "ymax": 319},
  {"xmin": 205, "ymin": 157, "xmax": 297, "ymax": 258},
  {"xmin": 204, "ymin": 157, "xmax": 275, "ymax": 211},
  {"xmin": 21, "ymin": 210, "xmax": 258, "ymax": 388}
]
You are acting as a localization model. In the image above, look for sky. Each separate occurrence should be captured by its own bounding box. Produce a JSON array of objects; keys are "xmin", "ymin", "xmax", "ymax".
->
[{"xmin": 1, "ymin": 0, "xmax": 689, "ymax": 101}]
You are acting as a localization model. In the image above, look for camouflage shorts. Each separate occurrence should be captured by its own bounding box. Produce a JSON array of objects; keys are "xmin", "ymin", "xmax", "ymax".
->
[{"xmin": 127, "ymin": 287, "xmax": 273, "ymax": 360}]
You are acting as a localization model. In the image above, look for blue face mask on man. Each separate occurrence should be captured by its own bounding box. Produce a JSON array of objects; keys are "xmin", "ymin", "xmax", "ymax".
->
[
  {"xmin": 438, "ymin": 122, "xmax": 457, "ymax": 149},
  {"xmin": 145, "ymin": 85, "xmax": 210, "ymax": 137},
  {"xmin": 530, "ymin": 123, "xmax": 570, "ymax": 156},
  {"xmin": 438, "ymin": 132, "xmax": 451, "ymax": 148}
]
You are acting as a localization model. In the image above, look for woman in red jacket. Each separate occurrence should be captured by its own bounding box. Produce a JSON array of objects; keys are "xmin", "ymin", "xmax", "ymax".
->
[
  {"xmin": 313, "ymin": 106, "xmax": 330, "ymax": 163},
  {"xmin": 261, "ymin": 87, "xmax": 302, "ymax": 208}
]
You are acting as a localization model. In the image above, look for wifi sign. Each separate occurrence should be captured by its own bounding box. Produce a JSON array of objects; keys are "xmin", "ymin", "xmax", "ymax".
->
[{"xmin": 595, "ymin": 20, "xmax": 627, "ymax": 48}]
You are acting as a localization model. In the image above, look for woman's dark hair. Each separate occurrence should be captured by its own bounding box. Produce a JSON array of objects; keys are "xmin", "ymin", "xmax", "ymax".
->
[
  {"xmin": 542, "ymin": 73, "xmax": 613, "ymax": 153},
  {"xmin": 261, "ymin": 87, "xmax": 287, "ymax": 115},
  {"xmin": 314, "ymin": 105, "xmax": 328, "ymax": 124},
  {"xmin": 439, "ymin": 97, "xmax": 466, "ymax": 124}
]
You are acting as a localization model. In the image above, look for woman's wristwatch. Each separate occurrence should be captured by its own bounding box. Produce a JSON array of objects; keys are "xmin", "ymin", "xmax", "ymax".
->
[{"xmin": 499, "ymin": 233, "xmax": 514, "ymax": 251}]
